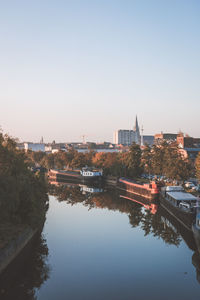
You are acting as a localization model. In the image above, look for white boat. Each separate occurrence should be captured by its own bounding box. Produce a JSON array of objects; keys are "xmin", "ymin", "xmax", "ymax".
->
[{"xmin": 80, "ymin": 167, "xmax": 103, "ymax": 178}]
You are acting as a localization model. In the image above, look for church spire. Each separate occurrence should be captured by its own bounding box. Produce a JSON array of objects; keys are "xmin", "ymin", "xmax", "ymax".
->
[
  {"xmin": 133, "ymin": 115, "xmax": 141, "ymax": 145},
  {"xmin": 134, "ymin": 115, "xmax": 139, "ymax": 132}
]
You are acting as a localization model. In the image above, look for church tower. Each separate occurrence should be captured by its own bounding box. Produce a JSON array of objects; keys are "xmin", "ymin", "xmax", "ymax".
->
[{"xmin": 133, "ymin": 115, "xmax": 141, "ymax": 145}]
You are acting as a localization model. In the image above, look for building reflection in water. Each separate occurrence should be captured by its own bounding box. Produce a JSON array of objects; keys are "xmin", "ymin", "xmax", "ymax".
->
[{"xmin": 0, "ymin": 232, "xmax": 50, "ymax": 300}]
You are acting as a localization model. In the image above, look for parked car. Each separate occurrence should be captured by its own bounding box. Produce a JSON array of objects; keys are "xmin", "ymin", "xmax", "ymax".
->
[
  {"xmin": 191, "ymin": 186, "xmax": 199, "ymax": 191},
  {"xmin": 185, "ymin": 182, "xmax": 196, "ymax": 188},
  {"xmin": 191, "ymin": 185, "xmax": 200, "ymax": 192},
  {"xmin": 141, "ymin": 174, "xmax": 148, "ymax": 179}
]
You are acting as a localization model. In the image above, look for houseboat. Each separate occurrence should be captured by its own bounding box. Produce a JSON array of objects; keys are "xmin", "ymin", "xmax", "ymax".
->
[
  {"xmin": 48, "ymin": 167, "xmax": 103, "ymax": 184},
  {"xmin": 117, "ymin": 177, "xmax": 159, "ymax": 200},
  {"xmin": 160, "ymin": 186, "xmax": 197, "ymax": 230},
  {"xmin": 80, "ymin": 167, "xmax": 103, "ymax": 182},
  {"xmin": 48, "ymin": 169, "xmax": 81, "ymax": 183}
]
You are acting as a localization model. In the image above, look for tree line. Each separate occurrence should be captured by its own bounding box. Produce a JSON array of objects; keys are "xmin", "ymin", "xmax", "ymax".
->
[{"xmin": 27, "ymin": 141, "xmax": 200, "ymax": 182}]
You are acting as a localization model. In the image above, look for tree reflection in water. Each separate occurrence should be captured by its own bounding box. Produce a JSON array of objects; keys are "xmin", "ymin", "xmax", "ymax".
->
[
  {"xmin": 0, "ymin": 233, "xmax": 50, "ymax": 300},
  {"xmin": 50, "ymin": 184, "xmax": 183, "ymax": 247},
  {"xmin": 192, "ymin": 252, "xmax": 200, "ymax": 284},
  {"xmin": 50, "ymin": 182, "xmax": 200, "ymax": 285},
  {"xmin": 1, "ymin": 182, "xmax": 200, "ymax": 297}
]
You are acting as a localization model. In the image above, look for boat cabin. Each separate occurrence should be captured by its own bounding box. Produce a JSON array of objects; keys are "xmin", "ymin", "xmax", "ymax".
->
[
  {"xmin": 162, "ymin": 186, "xmax": 197, "ymax": 211},
  {"xmin": 80, "ymin": 167, "xmax": 103, "ymax": 177}
]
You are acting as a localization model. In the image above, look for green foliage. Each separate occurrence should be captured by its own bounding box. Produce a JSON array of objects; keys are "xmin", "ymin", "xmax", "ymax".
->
[
  {"xmin": 141, "ymin": 144, "xmax": 152, "ymax": 174},
  {"xmin": 124, "ymin": 142, "xmax": 143, "ymax": 178},
  {"xmin": 151, "ymin": 143, "xmax": 165, "ymax": 175},
  {"xmin": 71, "ymin": 152, "xmax": 88, "ymax": 168},
  {"xmin": 150, "ymin": 142, "xmax": 192, "ymax": 180},
  {"xmin": 92, "ymin": 152, "xmax": 125, "ymax": 176},
  {"xmin": 0, "ymin": 133, "xmax": 48, "ymax": 228},
  {"xmin": 195, "ymin": 152, "xmax": 200, "ymax": 182},
  {"xmin": 26, "ymin": 140, "xmax": 193, "ymax": 182},
  {"xmin": 38, "ymin": 149, "xmax": 95, "ymax": 170},
  {"xmin": 41, "ymin": 153, "xmax": 55, "ymax": 169}
]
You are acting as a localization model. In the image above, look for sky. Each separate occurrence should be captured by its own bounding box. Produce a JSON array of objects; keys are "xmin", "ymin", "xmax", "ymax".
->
[{"xmin": 0, "ymin": 0, "xmax": 200, "ymax": 143}]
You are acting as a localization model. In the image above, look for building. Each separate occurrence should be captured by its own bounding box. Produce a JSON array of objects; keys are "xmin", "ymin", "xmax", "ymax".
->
[
  {"xmin": 114, "ymin": 116, "xmax": 141, "ymax": 146},
  {"xmin": 177, "ymin": 135, "xmax": 200, "ymax": 148},
  {"xmin": 24, "ymin": 143, "xmax": 45, "ymax": 152},
  {"xmin": 177, "ymin": 134, "xmax": 200, "ymax": 161},
  {"xmin": 16, "ymin": 143, "xmax": 25, "ymax": 150},
  {"xmin": 179, "ymin": 148, "xmax": 200, "ymax": 161},
  {"xmin": 154, "ymin": 133, "xmax": 177, "ymax": 145},
  {"xmin": 143, "ymin": 135, "xmax": 154, "ymax": 146},
  {"xmin": 114, "ymin": 129, "xmax": 135, "ymax": 146}
]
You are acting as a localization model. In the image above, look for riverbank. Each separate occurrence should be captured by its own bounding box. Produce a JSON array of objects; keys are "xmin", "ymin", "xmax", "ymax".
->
[{"xmin": 0, "ymin": 224, "xmax": 38, "ymax": 275}]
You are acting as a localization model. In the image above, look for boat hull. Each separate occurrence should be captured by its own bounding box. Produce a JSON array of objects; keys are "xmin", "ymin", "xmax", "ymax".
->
[
  {"xmin": 117, "ymin": 178, "xmax": 159, "ymax": 200},
  {"xmin": 159, "ymin": 193, "xmax": 195, "ymax": 231},
  {"xmin": 48, "ymin": 170, "xmax": 102, "ymax": 184}
]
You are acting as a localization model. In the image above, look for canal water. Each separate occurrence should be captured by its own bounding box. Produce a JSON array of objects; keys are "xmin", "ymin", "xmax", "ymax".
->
[{"xmin": 1, "ymin": 184, "xmax": 200, "ymax": 300}]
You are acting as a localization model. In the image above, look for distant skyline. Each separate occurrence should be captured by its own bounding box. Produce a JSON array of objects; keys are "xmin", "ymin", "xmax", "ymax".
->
[{"xmin": 1, "ymin": 0, "xmax": 200, "ymax": 142}]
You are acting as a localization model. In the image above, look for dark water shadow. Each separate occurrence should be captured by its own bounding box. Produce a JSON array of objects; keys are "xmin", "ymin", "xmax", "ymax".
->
[{"xmin": 0, "ymin": 231, "xmax": 50, "ymax": 300}]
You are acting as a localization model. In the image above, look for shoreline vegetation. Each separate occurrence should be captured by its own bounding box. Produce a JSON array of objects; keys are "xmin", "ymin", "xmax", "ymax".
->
[
  {"xmin": 0, "ymin": 133, "xmax": 48, "ymax": 274},
  {"xmin": 29, "ymin": 141, "xmax": 196, "ymax": 182}
]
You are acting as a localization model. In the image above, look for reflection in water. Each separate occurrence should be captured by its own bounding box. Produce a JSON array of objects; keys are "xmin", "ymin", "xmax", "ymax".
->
[
  {"xmin": 2, "ymin": 181, "xmax": 200, "ymax": 299},
  {"xmin": 50, "ymin": 182, "xmax": 200, "ymax": 284},
  {"xmin": 120, "ymin": 193, "xmax": 158, "ymax": 214},
  {"xmin": 192, "ymin": 252, "xmax": 200, "ymax": 284},
  {"xmin": 0, "ymin": 233, "xmax": 50, "ymax": 300},
  {"xmin": 50, "ymin": 184, "xmax": 183, "ymax": 246}
]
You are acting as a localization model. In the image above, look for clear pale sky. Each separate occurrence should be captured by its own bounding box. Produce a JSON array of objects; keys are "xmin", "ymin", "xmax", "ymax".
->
[{"xmin": 0, "ymin": 0, "xmax": 199, "ymax": 143}]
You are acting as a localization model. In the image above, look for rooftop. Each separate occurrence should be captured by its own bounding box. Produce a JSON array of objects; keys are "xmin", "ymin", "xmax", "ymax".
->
[{"xmin": 167, "ymin": 191, "xmax": 197, "ymax": 201}]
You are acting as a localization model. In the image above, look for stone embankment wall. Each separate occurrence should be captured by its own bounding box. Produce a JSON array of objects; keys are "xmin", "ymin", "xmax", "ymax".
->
[{"xmin": 0, "ymin": 227, "xmax": 37, "ymax": 275}]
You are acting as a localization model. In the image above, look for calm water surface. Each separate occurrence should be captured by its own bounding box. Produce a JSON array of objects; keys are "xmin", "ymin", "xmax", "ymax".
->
[{"xmin": 1, "ymin": 185, "xmax": 200, "ymax": 300}]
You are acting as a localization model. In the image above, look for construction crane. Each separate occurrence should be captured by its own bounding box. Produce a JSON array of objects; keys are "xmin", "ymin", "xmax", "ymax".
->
[
  {"xmin": 80, "ymin": 135, "xmax": 87, "ymax": 144},
  {"xmin": 141, "ymin": 125, "xmax": 144, "ymax": 146}
]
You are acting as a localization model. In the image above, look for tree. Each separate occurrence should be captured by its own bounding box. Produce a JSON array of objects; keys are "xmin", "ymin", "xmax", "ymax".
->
[
  {"xmin": 92, "ymin": 152, "xmax": 125, "ymax": 176},
  {"xmin": 0, "ymin": 132, "xmax": 48, "ymax": 227},
  {"xmin": 195, "ymin": 152, "xmax": 200, "ymax": 182},
  {"xmin": 71, "ymin": 152, "xmax": 87, "ymax": 168},
  {"xmin": 41, "ymin": 153, "xmax": 55, "ymax": 169},
  {"xmin": 84, "ymin": 150, "xmax": 96, "ymax": 166},
  {"xmin": 151, "ymin": 143, "xmax": 166, "ymax": 175},
  {"xmin": 31, "ymin": 151, "xmax": 46, "ymax": 165},
  {"xmin": 141, "ymin": 144, "xmax": 152, "ymax": 175},
  {"xmin": 54, "ymin": 151, "xmax": 66, "ymax": 169},
  {"xmin": 92, "ymin": 152, "xmax": 106, "ymax": 168},
  {"xmin": 150, "ymin": 142, "xmax": 192, "ymax": 181},
  {"xmin": 124, "ymin": 142, "xmax": 142, "ymax": 178}
]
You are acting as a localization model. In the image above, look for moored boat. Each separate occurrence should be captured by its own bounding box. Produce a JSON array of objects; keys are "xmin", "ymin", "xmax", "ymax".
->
[
  {"xmin": 160, "ymin": 186, "xmax": 197, "ymax": 230},
  {"xmin": 48, "ymin": 169, "xmax": 81, "ymax": 182},
  {"xmin": 48, "ymin": 167, "xmax": 103, "ymax": 184},
  {"xmin": 117, "ymin": 177, "xmax": 159, "ymax": 200},
  {"xmin": 80, "ymin": 167, "xmax": 103, "ymax": 182}
]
